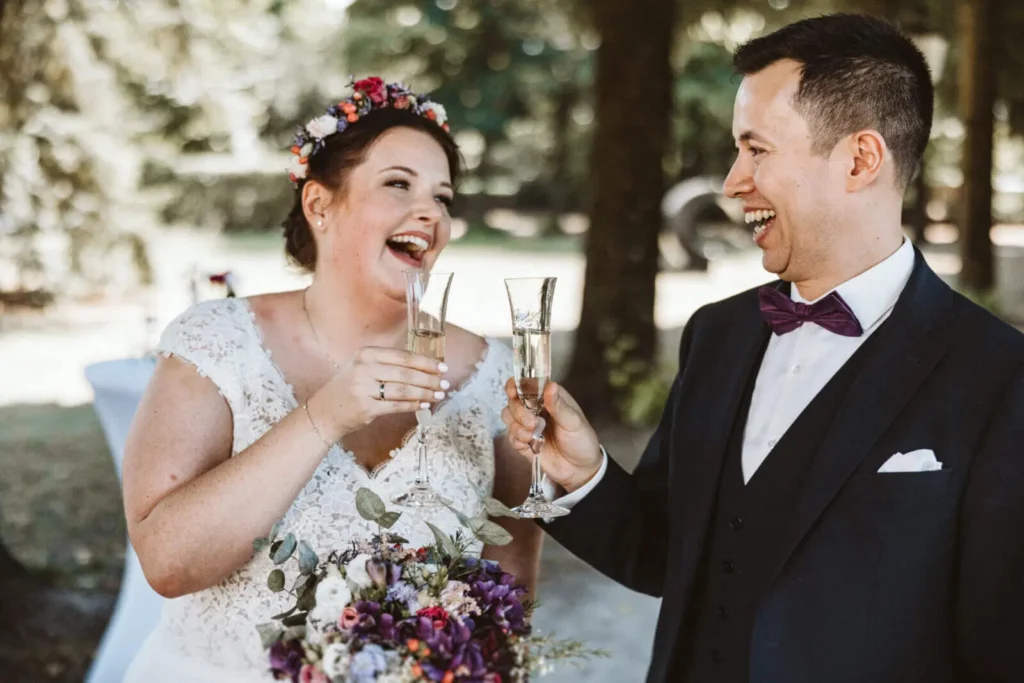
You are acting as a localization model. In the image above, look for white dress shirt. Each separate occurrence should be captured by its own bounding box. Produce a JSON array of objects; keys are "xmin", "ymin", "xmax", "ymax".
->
[{"xmin": 552, "ymin": 238, "xmax": 915, "ymax": 506}]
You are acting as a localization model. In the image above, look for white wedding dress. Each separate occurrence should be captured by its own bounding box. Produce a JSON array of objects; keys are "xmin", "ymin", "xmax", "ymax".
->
[{"xmin": 124, "ymin": 298, "xmax": 513, "ymax": 682}]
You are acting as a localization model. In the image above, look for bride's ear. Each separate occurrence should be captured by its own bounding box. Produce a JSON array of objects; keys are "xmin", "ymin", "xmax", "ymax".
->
[{"xmin": 302, "ymin": 181, "xmax": 330, "ymax": 235}]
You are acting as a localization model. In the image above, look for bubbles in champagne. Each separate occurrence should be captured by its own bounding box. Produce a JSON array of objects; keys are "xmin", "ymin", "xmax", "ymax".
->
[
  {"xmin": 512, "ymin": 329, "xmax": 550, "ymax": 413},
  {"xmin": 407, "ymin": 329, "xmax": 445, "ymax": 361}
]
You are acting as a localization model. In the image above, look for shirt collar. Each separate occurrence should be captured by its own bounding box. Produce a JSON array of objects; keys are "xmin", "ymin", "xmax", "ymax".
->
[{"xmin": 792, "ymin": 237, "xmax": 915, "ymax": 331}]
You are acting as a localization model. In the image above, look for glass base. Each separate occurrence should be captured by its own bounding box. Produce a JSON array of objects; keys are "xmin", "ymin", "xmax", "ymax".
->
[
  {"xmin": 392, "ymin": 485, "xmax": 452, "ymax": 509},
  {"xmin": 512, "ymin": 495, "xmax": 570, "ymax": 519}
]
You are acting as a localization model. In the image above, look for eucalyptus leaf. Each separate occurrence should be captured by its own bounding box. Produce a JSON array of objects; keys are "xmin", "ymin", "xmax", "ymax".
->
[
  {"xmin": 256, "ymin": 622, "xmax": 284, "ymax": 649},
  {"xmin": 425, "ymin": 521, "xmax": 460, "ymax": 558},
  {"xmin": 385, "ymin": 534, "xmax": 410, "ymax": 545},
  {"xmin": 271, "ymin": 605, "xmax": 298, "ymax": 621},
  {"xmin": 469, "ymin": 517, "xmax": 513, "ymax": 546},
  {"xmin": 442, "ymin": 502, "xmax": 471, "ymax": 526},
  {"xmin": 378, "ymin": 511, "xmax": 402, "ymax": 529},
  {"xmin": 272, "ymin": 533, "xmax": 297, "ymax": 565},
  {"xmin": 355, "ymin": 487, "xmax": 387, "ymax": 522},
  {"xmin": 268, "ymin": 520, "xmax": 283, "ymax": 544},
  {"xmin": 298, "ymin": 541, "xmax": 318, "ymax": 575},
  {"xmin": 267, "ymin": 569, "xmax": 286, "ymax": 592},
  {"xmin": 291, "ymin": 573, "xmax": 310, "ymax": 593},
  {"xmin": 482, "ymin": 496, "xmax": 521, "ymax": 519},
  {"xmin": 297, "ymin": 585, "xmax": 317, "ymax": 611},
  {"xmin": 270, "ymin": 540, "xmax": 282, "ymax": 557},
  {"xmin": 282, "ymin": 611, "xmax": 308, "ymax": 627},
  {"xmin": 252, "ymin": 537, "xmax": 269, "ymax": 553}
]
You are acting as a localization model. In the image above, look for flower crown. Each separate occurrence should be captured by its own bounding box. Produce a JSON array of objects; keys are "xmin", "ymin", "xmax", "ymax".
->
[{"xmin": 287, "ymin": 77, "xmax": 450, "ymax": 186}]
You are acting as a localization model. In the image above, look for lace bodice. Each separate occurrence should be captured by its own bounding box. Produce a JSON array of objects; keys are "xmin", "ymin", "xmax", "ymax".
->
[{"xmin": 139, "ymin": 298, "xmax": 513, "ymax": 677}]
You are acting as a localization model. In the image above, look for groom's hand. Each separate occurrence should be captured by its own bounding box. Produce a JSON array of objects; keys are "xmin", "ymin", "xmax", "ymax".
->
[{"xmin": 501, "ymin": 379, "xmax": 603, "ymax": 494}]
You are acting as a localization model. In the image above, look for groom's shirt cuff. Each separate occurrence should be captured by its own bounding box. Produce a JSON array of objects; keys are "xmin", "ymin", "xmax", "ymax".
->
[{"xmin": 541, "ymin": 446, "xmax": 609, "ymax": 511}]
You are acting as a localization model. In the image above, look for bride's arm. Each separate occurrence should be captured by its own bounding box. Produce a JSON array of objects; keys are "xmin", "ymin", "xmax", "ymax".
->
[
  {"xmin": 122, "ymin": 356, "xmax": 337, "ymax": 599},
  {"xmin": 481, "ymin": 438, "xmax": 543, "ymax": 597},
  {"xmin": 123, "ymin": 347, "xmax": 446, "ymax": 599}
]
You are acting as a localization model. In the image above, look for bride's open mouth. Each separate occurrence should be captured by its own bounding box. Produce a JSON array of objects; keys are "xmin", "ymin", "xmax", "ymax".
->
[
  {"xmin": 746, "ymin": 209, "xmax": 776, "ymax": 246},
  {"xmin": 385, "ymin": 232, "xmax": 430, "ymax": 267}
]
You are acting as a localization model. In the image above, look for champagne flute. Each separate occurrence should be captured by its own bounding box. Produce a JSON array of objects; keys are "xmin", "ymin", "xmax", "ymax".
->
[
  {"xmin": 392, "ymin": 269, "xmax": 454, "ymax": 508},
  {"xmin": 505, "ymin": 277, "xmax": 570, "ymax": 519}
]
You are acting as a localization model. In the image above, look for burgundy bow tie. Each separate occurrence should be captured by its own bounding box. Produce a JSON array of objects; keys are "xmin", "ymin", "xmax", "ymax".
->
[{"xmin": 758, "ymin": 286, "xmax": 863, "ymax": 337}]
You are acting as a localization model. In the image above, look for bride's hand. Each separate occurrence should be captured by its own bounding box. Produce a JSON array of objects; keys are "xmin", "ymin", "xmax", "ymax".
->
[
  {"xmin": 312, "ymin": 347, "xmax": 449, "ymax": 440},
  {"xmin": 501, "ymin": 379, "xmax": 602, "ymax": 494}
]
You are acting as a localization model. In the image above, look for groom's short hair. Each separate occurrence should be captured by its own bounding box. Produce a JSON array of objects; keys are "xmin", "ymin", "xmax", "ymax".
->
[{"xmin": 733, "ymin": 13, "xmax": 933, "ymax": 190}]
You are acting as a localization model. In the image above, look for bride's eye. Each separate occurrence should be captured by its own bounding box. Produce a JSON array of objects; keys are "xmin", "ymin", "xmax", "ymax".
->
[
  {"xmin": 385, "ymin": 179, "xmax": 410, "ymax": 190},
  {"xmin": 436, "ymin": 195, "xmax": 453, "ymax": 208}
]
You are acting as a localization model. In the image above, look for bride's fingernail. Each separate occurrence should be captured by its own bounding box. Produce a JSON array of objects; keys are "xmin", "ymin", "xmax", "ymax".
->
[
  {"xmin": 438, "ymin": 362, "xmax": 448, "ymax": 373},
  {"xmin": 440, "ymin": 379, "xmax": 451, "ymax": 390},
  {"xmin": 434, "ymin": 391, "xmax": 446, "ymax": 400},
  {"xmin": 420, "ymin": 402, "xmax": 431, "ymax": 410}
]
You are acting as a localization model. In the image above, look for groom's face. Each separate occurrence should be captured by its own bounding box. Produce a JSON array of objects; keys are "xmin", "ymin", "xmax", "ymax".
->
[{"xmin": 724, "ymin": 59, "xmax": 848, "ymax": 283}]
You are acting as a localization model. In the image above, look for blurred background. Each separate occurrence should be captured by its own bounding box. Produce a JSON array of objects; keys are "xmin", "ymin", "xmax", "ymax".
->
[{"xmin": 2, "ymin": 0, "xmax": 1023, "ymax": 680}]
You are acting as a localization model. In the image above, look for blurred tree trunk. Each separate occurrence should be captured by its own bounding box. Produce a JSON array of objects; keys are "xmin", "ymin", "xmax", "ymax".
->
[
  {"xmin": 541, "ymin": 83, "xmax": 577, "ymax": 236},
  {"xmin": 958, "ymin": 0, "xmax": 996, "ymax": 292},
  {"xmin": 563, "ymin": 0, "xmax": 675, "ymax": 422},
  {"xmin": 910, "ymin": 165, "xmax": 929, "ymax": 245}
]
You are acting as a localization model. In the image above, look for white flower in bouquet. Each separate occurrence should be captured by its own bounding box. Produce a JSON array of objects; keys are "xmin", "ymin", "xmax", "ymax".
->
[
  {"xmin": 440, "ymin": 580, "xmax": 481, "ymax": 617},
  {"xmin": 305, "ymin": 114, "xmax": 340, "ymax": 140},
  {"xmin": 346, "ymin": 553, "xmax": 375, "ymax": 590},
  {"xmin": 322, "ymin": 642, "xmax": 350, "ymax": 679},
  {"xmin": 309, "ymin": 574, "xmax": 352, "ymax": 627}
]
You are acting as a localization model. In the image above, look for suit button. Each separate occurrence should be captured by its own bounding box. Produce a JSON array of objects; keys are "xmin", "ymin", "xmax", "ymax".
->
[
  {"xmin": 722, "ymin": 560, "xmax": 736, "ymax": 574},
  {"xmin": 718, "ymin": 606, "xmax": 729, "ymax": 619},
  {"xmin": 728, "ymin": 516, "xmax": 744, "ymax": 530},
  {"xmin": 711, "ymin": 649, "xmax": 722, "ymax": 664}
]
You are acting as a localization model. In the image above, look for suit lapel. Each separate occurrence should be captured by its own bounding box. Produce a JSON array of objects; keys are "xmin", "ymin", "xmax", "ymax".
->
[
  {"xmin": 769, "ymin": 250, "xmax": 955, "ymax": 582},
  {"xmin": 674, "ymin": 291, "xmax": 771, "ymax": 600}
]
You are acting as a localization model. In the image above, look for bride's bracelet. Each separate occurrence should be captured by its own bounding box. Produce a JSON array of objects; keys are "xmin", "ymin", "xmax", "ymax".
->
[{"xmin": 303, "ymin": 401, "xmax": 331, "ymax": 449}]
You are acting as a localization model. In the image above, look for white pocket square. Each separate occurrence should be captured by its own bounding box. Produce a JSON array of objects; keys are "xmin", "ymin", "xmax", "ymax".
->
[{"xmin": 877, "ymin": 448, "xmax": 943, "ymax": 473}]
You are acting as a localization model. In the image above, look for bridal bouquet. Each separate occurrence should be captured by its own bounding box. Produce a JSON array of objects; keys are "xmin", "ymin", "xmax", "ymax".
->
[{"xmin": 254, "ymin": 489, "xmax": 602, "ymax": 682}]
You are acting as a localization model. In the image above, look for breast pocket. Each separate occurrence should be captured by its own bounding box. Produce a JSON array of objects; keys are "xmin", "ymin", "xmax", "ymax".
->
[{"xmin": 843, "ymin": 468, "xmax": 955, "ymax": 502}]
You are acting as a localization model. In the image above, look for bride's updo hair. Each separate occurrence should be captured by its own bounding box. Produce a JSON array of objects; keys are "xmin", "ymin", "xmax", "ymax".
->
[{"xmin": 283, "ymin": 107, "xmax": 461, "ymax": 272}]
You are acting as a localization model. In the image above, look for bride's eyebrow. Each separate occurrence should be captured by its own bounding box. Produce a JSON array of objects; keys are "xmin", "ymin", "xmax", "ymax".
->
[{"xmin": 379, "ymin": 165, "xmax": 453, "ymax": 190}]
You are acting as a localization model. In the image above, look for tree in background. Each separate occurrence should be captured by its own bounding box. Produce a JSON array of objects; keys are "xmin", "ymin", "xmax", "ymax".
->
[{"xmin": 561, "ymin": 0, "xmax": 676, "ymax": 421}]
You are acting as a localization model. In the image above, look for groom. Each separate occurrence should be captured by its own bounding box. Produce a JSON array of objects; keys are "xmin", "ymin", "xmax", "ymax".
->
[{"xmin": 502, "ymin": 14, "xmax": 1024, "ymax": 683}]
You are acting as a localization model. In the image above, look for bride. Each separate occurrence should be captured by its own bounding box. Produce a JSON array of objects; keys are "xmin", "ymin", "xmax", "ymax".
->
[{"xmin": 120, "ymin": 78, "xmax": 540, "ymax": 682}]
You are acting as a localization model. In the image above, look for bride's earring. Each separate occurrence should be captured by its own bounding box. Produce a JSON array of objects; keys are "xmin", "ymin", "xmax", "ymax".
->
[{"xmin": 316, "ymin": 217, "xmax": 324, "ymax": 228}]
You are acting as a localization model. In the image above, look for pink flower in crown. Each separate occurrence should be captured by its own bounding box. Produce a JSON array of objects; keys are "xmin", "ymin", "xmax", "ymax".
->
[
  {"xmin": 353, "ymin": 77, "xmax": 387, "ymax": 105},
  {"xmin": 339, "ymin": 606, "xmax": 359, "ymax": 630},
  {"xmin": 299, "ymin": 664, "xmax": 328, "ymax": 683},
  {"xmin": 393, "ymin": 95, "xmax": 411, "ymax": 110}
]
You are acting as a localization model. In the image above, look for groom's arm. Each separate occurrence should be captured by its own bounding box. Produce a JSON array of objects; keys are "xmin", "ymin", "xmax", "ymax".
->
[
  {"xmin": 540, "ymin": 314, "xmax": 699, "ymax": 597},
  {"xmin": 954, "ymin": 362, "xmax": 1024, "ymax": 681}
]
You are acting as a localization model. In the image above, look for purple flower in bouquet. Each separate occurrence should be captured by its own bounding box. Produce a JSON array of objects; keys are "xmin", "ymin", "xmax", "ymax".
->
[
  {"xmin": 353, "ymin": 600, "xmax": 398, "ymax": 642},
  {"xmin": 386, "ymin": 581, "xmax": 419, "ymax": 611},
  {"xmin": 269, "ymin": 639, "xmax": 304, "ymax": 680},
  {"xmin": 469, "ymin": 575, "xmax": 529, "ymax": 635},
  {"xmin": 349, "ymin": 643, "xmax": 390, "ymax": 683}
]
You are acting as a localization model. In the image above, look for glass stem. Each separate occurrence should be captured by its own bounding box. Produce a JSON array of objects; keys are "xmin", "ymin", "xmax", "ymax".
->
[
  {"xmin": 527, "ymin": 411, "xmax": 546, "ymax": 499},
  {"xmin": 415, "ymin": 425, "xmax": 429, "ymax": 488}
]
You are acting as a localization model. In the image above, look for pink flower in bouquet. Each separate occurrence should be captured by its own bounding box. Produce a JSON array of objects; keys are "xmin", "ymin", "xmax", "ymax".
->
[
  {"xmin": 299, "ymin": 663, "xmax": 328, "ymax": 683},
  {"xmin": 339, "ymin": 606, "xmax": 359, "ymax": 630}
]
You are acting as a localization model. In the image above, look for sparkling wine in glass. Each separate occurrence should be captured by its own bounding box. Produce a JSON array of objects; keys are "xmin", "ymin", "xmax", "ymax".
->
[
  {"xmin": 392, "ymin": 270, "xmax": 454, "ymax": 509},
  {"xmin": 505, "ymin": 277, "xmax": 569, "ymax": 519}
]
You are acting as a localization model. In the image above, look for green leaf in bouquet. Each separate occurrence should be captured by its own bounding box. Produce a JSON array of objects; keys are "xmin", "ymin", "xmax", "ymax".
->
[
  {"xmin": 267, "ymin": 569, "xmax": 286, "ymax": 592},
  {"xmin": 356, "ymin": 487, "xmax": 387, "ymax": 522},
  {"xmin": 273, "ymin": 533, "xmax": 297, "ymax": 565},
  {"xmin": 468, "ymin": 517, "xmax": 513, "ymax": 546},
  {"xmin": 384, "ymin": 533, "xmax": 410, "ymax": 544},
  {"xmin": 268, "ymin": 520, "xmax": 284, "ymax": 544},
  {"xmin": 271, "ymin": 605, "xmax": 298, "ymax": 620},
  {"xmin": 425, "ymin": 521, "xmax": 460, "ymax": 559},
  {"xmin": 442, "ymin": 501, "xmax": 472, "ymax": 526},
  {"xmin": 252, "ymin": 537, "xmax": 269, "ymax": 553},
  {"xmin": 298, "ymin": 541, "xmax": 318, "ymax": 575},
  {"xmin": 291, "ymin": 573, "xmax": 311, "ymax": 594},
  {"xmin": 282, "ymin": 611, "xmax": 308, "ymax": 627},
  {"xmin": 378, "ymin": 510, "xmax": 402, "ymax": 529},
  {"xmin": 256, "ymin": 622, "xmax": 284, "ymax": 649},
  {"xmin": 297, "ymin": 583, "xmax": 317, "ymax": 611},
  {"xmin": 482, "ymin": 496, "xmax": 522, "ymax": 519}
]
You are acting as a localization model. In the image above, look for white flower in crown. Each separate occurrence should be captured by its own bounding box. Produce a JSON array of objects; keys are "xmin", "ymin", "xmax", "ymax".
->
[
  {"xmin": 286, "ymin": 155, "xmax": 308, "ymax": 180},
  {"xmin": 306, "ymin": 113, "xmax": 341, "ymax": 141},
  {"xmin": 420, "ymin": 101, "xmax": 447, "ymax": 126}
]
